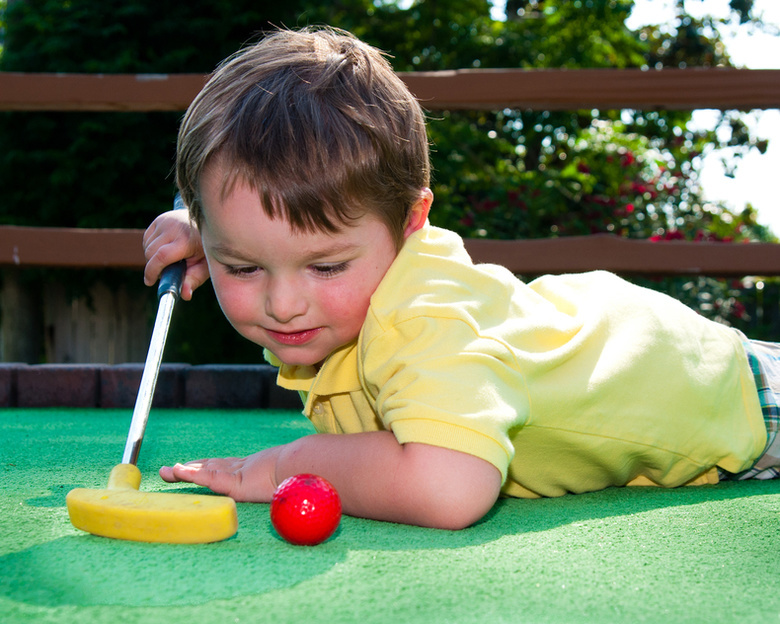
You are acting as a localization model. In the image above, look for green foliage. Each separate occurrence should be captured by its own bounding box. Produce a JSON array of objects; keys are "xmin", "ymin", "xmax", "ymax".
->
[
  {"xmin": 0, "ymin": 0, "xmax": 320, "ymax": 362},
  {"xmin": 0, "ymin": 0, "xmax": 320, "ymax": 228},
  {"xmin": 1, "ymin": 0, "xmax": 777, "ymax": 362},
  {"xmin": 0, "ymin": 0, "xmax": 5, "ymax": 56},
  {"xmin": 354, "ymin": 0, "xmax": 777, "ymax": 337},
  {"xmin": 2, "ymin": 0, "xmax": 305, "ymax": 73}
]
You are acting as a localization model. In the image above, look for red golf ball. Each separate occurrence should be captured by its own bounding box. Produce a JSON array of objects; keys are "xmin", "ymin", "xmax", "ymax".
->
[{"xmin": 270, "ymin": 474, "xmax": 342, "ymax": 545}]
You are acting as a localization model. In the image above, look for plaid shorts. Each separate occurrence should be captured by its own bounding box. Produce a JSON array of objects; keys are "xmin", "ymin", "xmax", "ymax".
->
[{"xmin": 718, "ymin": 339, "xmax": 780, "ymax": 481}]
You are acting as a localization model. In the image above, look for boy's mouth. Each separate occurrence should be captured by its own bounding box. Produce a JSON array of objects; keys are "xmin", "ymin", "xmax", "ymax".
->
[{"xmin": 265, "ymin": 327, "xmax": 324, "ymax": 346}]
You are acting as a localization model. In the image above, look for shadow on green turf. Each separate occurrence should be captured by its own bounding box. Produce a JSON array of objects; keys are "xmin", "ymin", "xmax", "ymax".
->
[
  {"xmin": 0, "ymin": 502, "xmax": 344, "ymax": 608},
  {"xmin": 332, "ymin": 478, "xmax": 779, "ymax": 551},
  {"xmin": 25, "ymin": 484, "xmax": 78, "ymax": 508},
  {"xmin": 2, "ymin": 479, "xmax": 776, "ymax": 608}
]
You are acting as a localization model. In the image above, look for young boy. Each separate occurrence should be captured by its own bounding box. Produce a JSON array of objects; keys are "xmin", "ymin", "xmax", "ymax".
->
[{"xmin": 143, "ymin": 26, "xmax": 779, "ymax": 530}]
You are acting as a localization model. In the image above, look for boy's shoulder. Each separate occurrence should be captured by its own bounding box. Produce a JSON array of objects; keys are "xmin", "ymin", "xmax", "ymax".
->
[
  {"xmin": 403, "ymin": 224, "xmax": 472, "ymax": 266},
  {"xmin": 368, "ymin": 224, "xmax": 521, "ymax": 324}
]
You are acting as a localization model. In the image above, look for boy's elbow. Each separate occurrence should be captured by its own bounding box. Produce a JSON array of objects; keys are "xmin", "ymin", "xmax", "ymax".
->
[
  {"xmin": 421, "ymin": 488, "xmax": 498, "ymax": 530},
  {"xmin": 401, "ymin": 443, "xmax": 502, "ymax": 530}
]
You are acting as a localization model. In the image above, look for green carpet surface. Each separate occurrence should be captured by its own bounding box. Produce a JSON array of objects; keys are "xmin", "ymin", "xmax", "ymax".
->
[{"xmin": 2, "ymin": 407, "xmax": 779, "ymax": 623}]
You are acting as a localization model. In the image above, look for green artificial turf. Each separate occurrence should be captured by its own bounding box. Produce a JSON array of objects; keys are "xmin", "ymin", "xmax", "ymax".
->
[{"xmin": 1, "ymin": 408, "xmax": 779, "ymax": 624}]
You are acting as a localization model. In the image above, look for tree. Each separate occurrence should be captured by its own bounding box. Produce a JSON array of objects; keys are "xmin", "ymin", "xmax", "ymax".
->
[
  {"xmin": 351, "ymin": 1, "xmax": 771, "ymax": 244},
  {"xmin": 331, "ymin": 0, "xmax": 777, "ymax": 336},
  {"xmin": 0, "ymin": 0, "xmax": 776, "ymax": 362},
  {"xmin": 0, "ymin": 0, "xmax": 322, "ymax": 228}
]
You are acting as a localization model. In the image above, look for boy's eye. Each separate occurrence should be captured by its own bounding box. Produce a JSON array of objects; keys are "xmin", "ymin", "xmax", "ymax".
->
[
  {"xmin": 311, "ymin": 262, "xmax": 349, "ymax": 277},
  {"xmin": 225, "ymin": 265, "xmax": 259, "ymax": 277}
]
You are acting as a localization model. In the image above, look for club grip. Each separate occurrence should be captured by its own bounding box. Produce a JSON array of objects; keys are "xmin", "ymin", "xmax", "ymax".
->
[
  {"xmin": 173, "ymin": 193, "xmax": 187, "ymax": 212},
  {"xmin": 157, "ymin": 260, "xmax": 187, "ymax": 300}
]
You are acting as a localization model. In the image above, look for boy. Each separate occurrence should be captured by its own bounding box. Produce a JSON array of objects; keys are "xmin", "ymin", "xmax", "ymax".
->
[{"xmin": 143, "ymin": 26, "xmax": 778, "ymax": 530}]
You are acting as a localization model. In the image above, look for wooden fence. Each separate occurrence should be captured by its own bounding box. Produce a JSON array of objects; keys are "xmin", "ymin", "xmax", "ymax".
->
[
  {"xmin": 3, "ymin": 68, "xmax": 779, "ymax": 112},
  {"xmin": 1, "ymin": 68, "xmax": 779, "ymax": 362}
]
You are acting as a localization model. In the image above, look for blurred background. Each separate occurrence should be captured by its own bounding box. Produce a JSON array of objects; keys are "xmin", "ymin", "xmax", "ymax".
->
[{"xmin": 0, "ymin": 0, "xmax": 778, "ymax": 364}]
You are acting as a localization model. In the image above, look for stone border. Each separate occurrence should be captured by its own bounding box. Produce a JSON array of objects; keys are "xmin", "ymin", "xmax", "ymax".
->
[{"xmin": 0, "ymin": 363, "xmax": 301, "ymax": 410}]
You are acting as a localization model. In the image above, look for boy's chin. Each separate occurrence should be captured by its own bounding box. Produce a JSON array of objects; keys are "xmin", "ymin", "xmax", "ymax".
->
[
  {"xmin": 267, "ymin": 348, "xmax": 327, "ymax": 369},
  {"xmin": 259, "ymin": 336, "xmax": 354, "ymax": 369}
]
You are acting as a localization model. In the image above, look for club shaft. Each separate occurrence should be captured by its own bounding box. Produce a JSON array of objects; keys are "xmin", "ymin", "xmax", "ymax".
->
[{"xmin": 121, "ymin": 290, "xmax": 177, "ymax": 465}]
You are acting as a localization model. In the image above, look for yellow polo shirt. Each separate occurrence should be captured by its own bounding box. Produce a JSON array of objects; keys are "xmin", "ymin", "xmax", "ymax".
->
[{"xmin": 267, "ymin": 225, "xmax": 766, "ymax": 498}]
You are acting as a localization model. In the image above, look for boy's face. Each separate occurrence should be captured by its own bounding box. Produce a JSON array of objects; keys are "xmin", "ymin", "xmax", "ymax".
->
[{"xmin": 198, "ymin": 163, "xmax": 402, "ymax": 367}]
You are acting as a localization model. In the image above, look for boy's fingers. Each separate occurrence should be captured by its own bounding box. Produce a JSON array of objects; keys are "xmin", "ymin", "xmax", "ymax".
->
[
  {"xmin": 142, "ymin": 210, "xmax": 204, "ymax": 286},
  {"xmin": 142, "ymin": 234, "xmax": 179, "ymax": 285},
  {"xmin": 143, "ymin": 254, "xmax": 175, "ymax": 287},
  {"xmin": 141, "ymin": 220, "xmax": 159, "ymax": 250},
  {"xmin": 143, "ymin": 244, "xmax": 207, "ymax": 291},
  {"xmin": 159, "ymin": 465, "xmax": 179, "ymax": 482},
  {"xmin": 143, "ymin": 257, "xmax": 164, "ymax": 287},
  {"xmin": 159, "ymin": 461, "xmax": 208, "ymax": 482},
  {"xmin": 160, "ymin": 460, "xmax": 247, "ymax": 500},
  {"xmin": 181, "ymin": 258, "xmax": 211, "ymax": 300}
]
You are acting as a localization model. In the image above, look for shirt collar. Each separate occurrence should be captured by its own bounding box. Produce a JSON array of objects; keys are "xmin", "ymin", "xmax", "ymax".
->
[{"xmin": 266, "ymin": 340, "xmax": 362, "ymax": 396}]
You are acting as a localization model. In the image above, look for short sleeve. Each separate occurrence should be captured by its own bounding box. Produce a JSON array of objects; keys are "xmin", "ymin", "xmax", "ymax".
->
[{"xmin": 359, "ymin": 314, "xmax": 528, "ymax": 482}]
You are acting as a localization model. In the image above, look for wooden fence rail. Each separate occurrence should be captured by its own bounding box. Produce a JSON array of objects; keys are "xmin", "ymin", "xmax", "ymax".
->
[
  {"xmin": 2, "ymin": 68, "xmax": 779, "ymax": 362},
  {"xmin": 2, "ymin": 224, "xmax": 780, "ymax": 277},
  {"xmin": 2, "ymin": 68, "xmax": 779, "ymax": 112}
]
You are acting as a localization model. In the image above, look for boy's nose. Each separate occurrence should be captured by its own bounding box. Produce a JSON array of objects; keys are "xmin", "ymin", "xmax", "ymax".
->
[{"xmin": 264, "ymin": 278, "xmax": 307, "ymax": 323}]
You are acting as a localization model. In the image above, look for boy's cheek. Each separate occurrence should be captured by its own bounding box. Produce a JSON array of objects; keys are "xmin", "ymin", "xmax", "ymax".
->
[
  {"xmin": 325, "ymin": 301, "xmax": 372, "ymax": 339},
  {"xmin": 210, "ymin": 282, "xmax": 253, "ymax": 324}
]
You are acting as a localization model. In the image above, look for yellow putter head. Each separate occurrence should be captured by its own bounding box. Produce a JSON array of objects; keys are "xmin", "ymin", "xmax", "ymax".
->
[
  {"xmin": 67, "ymin": 464, "xmax": 238, "ymax": 544},
  {"xmin": 67, "ymin": 253, "xmax": 237, "ymax": 544}
]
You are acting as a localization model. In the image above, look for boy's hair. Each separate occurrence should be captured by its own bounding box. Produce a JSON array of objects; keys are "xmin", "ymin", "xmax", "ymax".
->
[{"xmin": 177, "ymin": 26, "xmax": 430, "ymax": 249}]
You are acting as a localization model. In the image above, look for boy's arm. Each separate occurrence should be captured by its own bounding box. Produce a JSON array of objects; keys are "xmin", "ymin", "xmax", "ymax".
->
[{"xmin": 160, "ymin": 431, "xmax": 502, "ymax": 530}]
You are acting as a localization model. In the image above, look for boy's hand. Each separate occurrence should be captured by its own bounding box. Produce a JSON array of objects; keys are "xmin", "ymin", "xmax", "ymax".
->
[
  {"xmin": 143, "ymin": 210, "xmax": 209, "ymax": 301},
  {"xmin": 159, "ymin": 447, "xmax": 283, "ymax": 502}
]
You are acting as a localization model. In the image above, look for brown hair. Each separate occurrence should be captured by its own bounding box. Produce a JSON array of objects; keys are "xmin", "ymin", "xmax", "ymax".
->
[{"xmin": 176, "ymin": 26, "xmax": 430, "ymax": 249}]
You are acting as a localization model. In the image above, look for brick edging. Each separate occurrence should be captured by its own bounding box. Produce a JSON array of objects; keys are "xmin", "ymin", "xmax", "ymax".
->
[{"xmin": 0, "ymin": 363, "xmax": 301, "ymax": 410}]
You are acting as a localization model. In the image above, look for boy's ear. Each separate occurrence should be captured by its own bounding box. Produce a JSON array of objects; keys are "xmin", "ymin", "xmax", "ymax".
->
[{"xmin": 403, "ymin": 188, "xmax": 433, "ymax": 239}]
